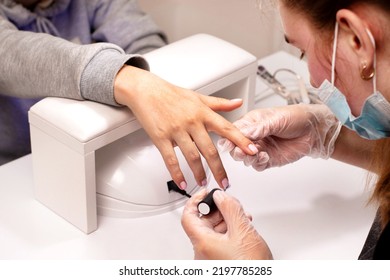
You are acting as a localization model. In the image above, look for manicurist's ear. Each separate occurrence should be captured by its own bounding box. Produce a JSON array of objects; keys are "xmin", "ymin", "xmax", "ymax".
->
[{"xmin": 336, "ymin": 9, "xmax": 375, "ymax": 73}]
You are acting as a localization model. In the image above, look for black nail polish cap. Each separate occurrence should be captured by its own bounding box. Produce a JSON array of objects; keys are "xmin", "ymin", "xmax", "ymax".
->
[{"xmin": 197, "ymin": 188, "xmax": 221, "ymax": 215}]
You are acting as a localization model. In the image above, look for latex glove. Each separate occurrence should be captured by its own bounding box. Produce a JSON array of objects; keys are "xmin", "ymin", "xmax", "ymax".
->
[
  {"xmin": 218, "ymin": 104, "xmax": 341, "ymax": 171},
  {"xmin": 114, "ymin": 66, "xmax": 258, "ymax": 189},
  {"xmin": 181, "ymin": 188, "xmax": 273, "ymax": 260}
]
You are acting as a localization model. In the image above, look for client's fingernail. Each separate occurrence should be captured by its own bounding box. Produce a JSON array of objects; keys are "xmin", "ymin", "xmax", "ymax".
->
[
  {"xmin": 221, "ymin": 178, "xmax": 230, "ymax": 189},
  {"xmin": 201, "ymin": 179, "xmax": 208, "ymax": 187},
  {"xmin": 179, "ymin": 181, "xmax": 187, "ymax": 190},
  {"xmin": 248, "ymin": 144, "xmax": 259, "ymax": 154}
]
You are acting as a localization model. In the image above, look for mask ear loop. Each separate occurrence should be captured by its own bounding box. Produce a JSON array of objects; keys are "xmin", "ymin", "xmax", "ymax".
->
[
  {"xmin": 365, "ymin": 28, "xmax": 377, "ymax": 93},
  {"xmin": 332, "ymin": 23, "xmax": 377, "ymax": 93},
  {"xmin": 330, "ymin": 22, "xmax": 339, "ymax": 86}
]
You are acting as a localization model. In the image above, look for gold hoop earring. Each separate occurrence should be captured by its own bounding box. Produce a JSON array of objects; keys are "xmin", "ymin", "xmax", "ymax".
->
[{"xmin": 360, "ymin": 63, "xmax": 375, "ymax": 80}]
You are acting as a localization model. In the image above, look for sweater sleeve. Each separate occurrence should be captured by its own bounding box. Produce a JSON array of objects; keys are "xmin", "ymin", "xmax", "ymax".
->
[
  {"xmin": 87, "ymin": 0, "xmax": 167, "ymax": 54},
  {"xmin": 0, "ymin": 14, "xmax": 149, "ymax": 106}
]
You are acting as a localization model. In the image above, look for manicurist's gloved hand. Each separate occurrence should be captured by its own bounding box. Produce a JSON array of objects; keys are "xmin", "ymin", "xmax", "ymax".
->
[
  {"xmin": 181, "ymin": 188, "xmax": 273, "ymax": 260},
  {"xmin": 218, "ymin": 104, "xmax": 341, "ymax": 171},
  {"xmin": 114, "ymin": 66, "xmax": 258, "ymax": 190}
]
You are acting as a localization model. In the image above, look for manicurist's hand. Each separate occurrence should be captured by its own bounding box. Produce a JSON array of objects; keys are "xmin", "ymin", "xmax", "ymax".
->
[
  {"xmin": 114, "ymin": 66, "xmax": 258, "ymax": 190},
  {"xmin": 218, "ymin": 104, "xmax": 341, "ymax": 171},
  {"xmin": 181, "ymin": 188, "xmax": 273, "ymax": 260}
]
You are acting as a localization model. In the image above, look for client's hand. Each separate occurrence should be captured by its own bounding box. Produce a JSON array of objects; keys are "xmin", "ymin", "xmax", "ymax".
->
[{"xmin": 114, "ymin": 66, "xmax": 257, "ymax": 190}]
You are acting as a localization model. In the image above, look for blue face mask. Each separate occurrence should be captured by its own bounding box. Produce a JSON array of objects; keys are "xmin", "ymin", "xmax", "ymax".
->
[{"xmin": 316, "ymin": 23, "xmax": 390, "ymax": 140}]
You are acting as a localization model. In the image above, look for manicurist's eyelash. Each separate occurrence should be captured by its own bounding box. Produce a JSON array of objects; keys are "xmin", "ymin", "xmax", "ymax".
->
[{"xmin": 299, "ymin": 51, "xmax": 306, "ymax": 60}]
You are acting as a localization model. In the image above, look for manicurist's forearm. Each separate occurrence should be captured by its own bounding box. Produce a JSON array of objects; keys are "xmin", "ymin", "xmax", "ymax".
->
[{"xmin": 331, "ymin": 126, "xmax": 376, "ymax": 170}]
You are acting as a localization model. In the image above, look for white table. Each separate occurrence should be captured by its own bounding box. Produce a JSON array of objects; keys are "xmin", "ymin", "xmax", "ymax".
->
[{"xmin": 0, "ymin": 52, "xmax": 377, "ymax": 260}]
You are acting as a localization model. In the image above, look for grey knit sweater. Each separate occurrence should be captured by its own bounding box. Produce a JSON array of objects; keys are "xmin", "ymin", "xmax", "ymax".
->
[{"xmin": 0, "ymin": 0, "xmax": 166, "ymax": 165}]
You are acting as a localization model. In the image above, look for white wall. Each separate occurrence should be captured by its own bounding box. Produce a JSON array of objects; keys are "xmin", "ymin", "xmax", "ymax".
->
[{"xmin": 138, "ymin": 0, "xmax": 296, "ymax": 59}]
